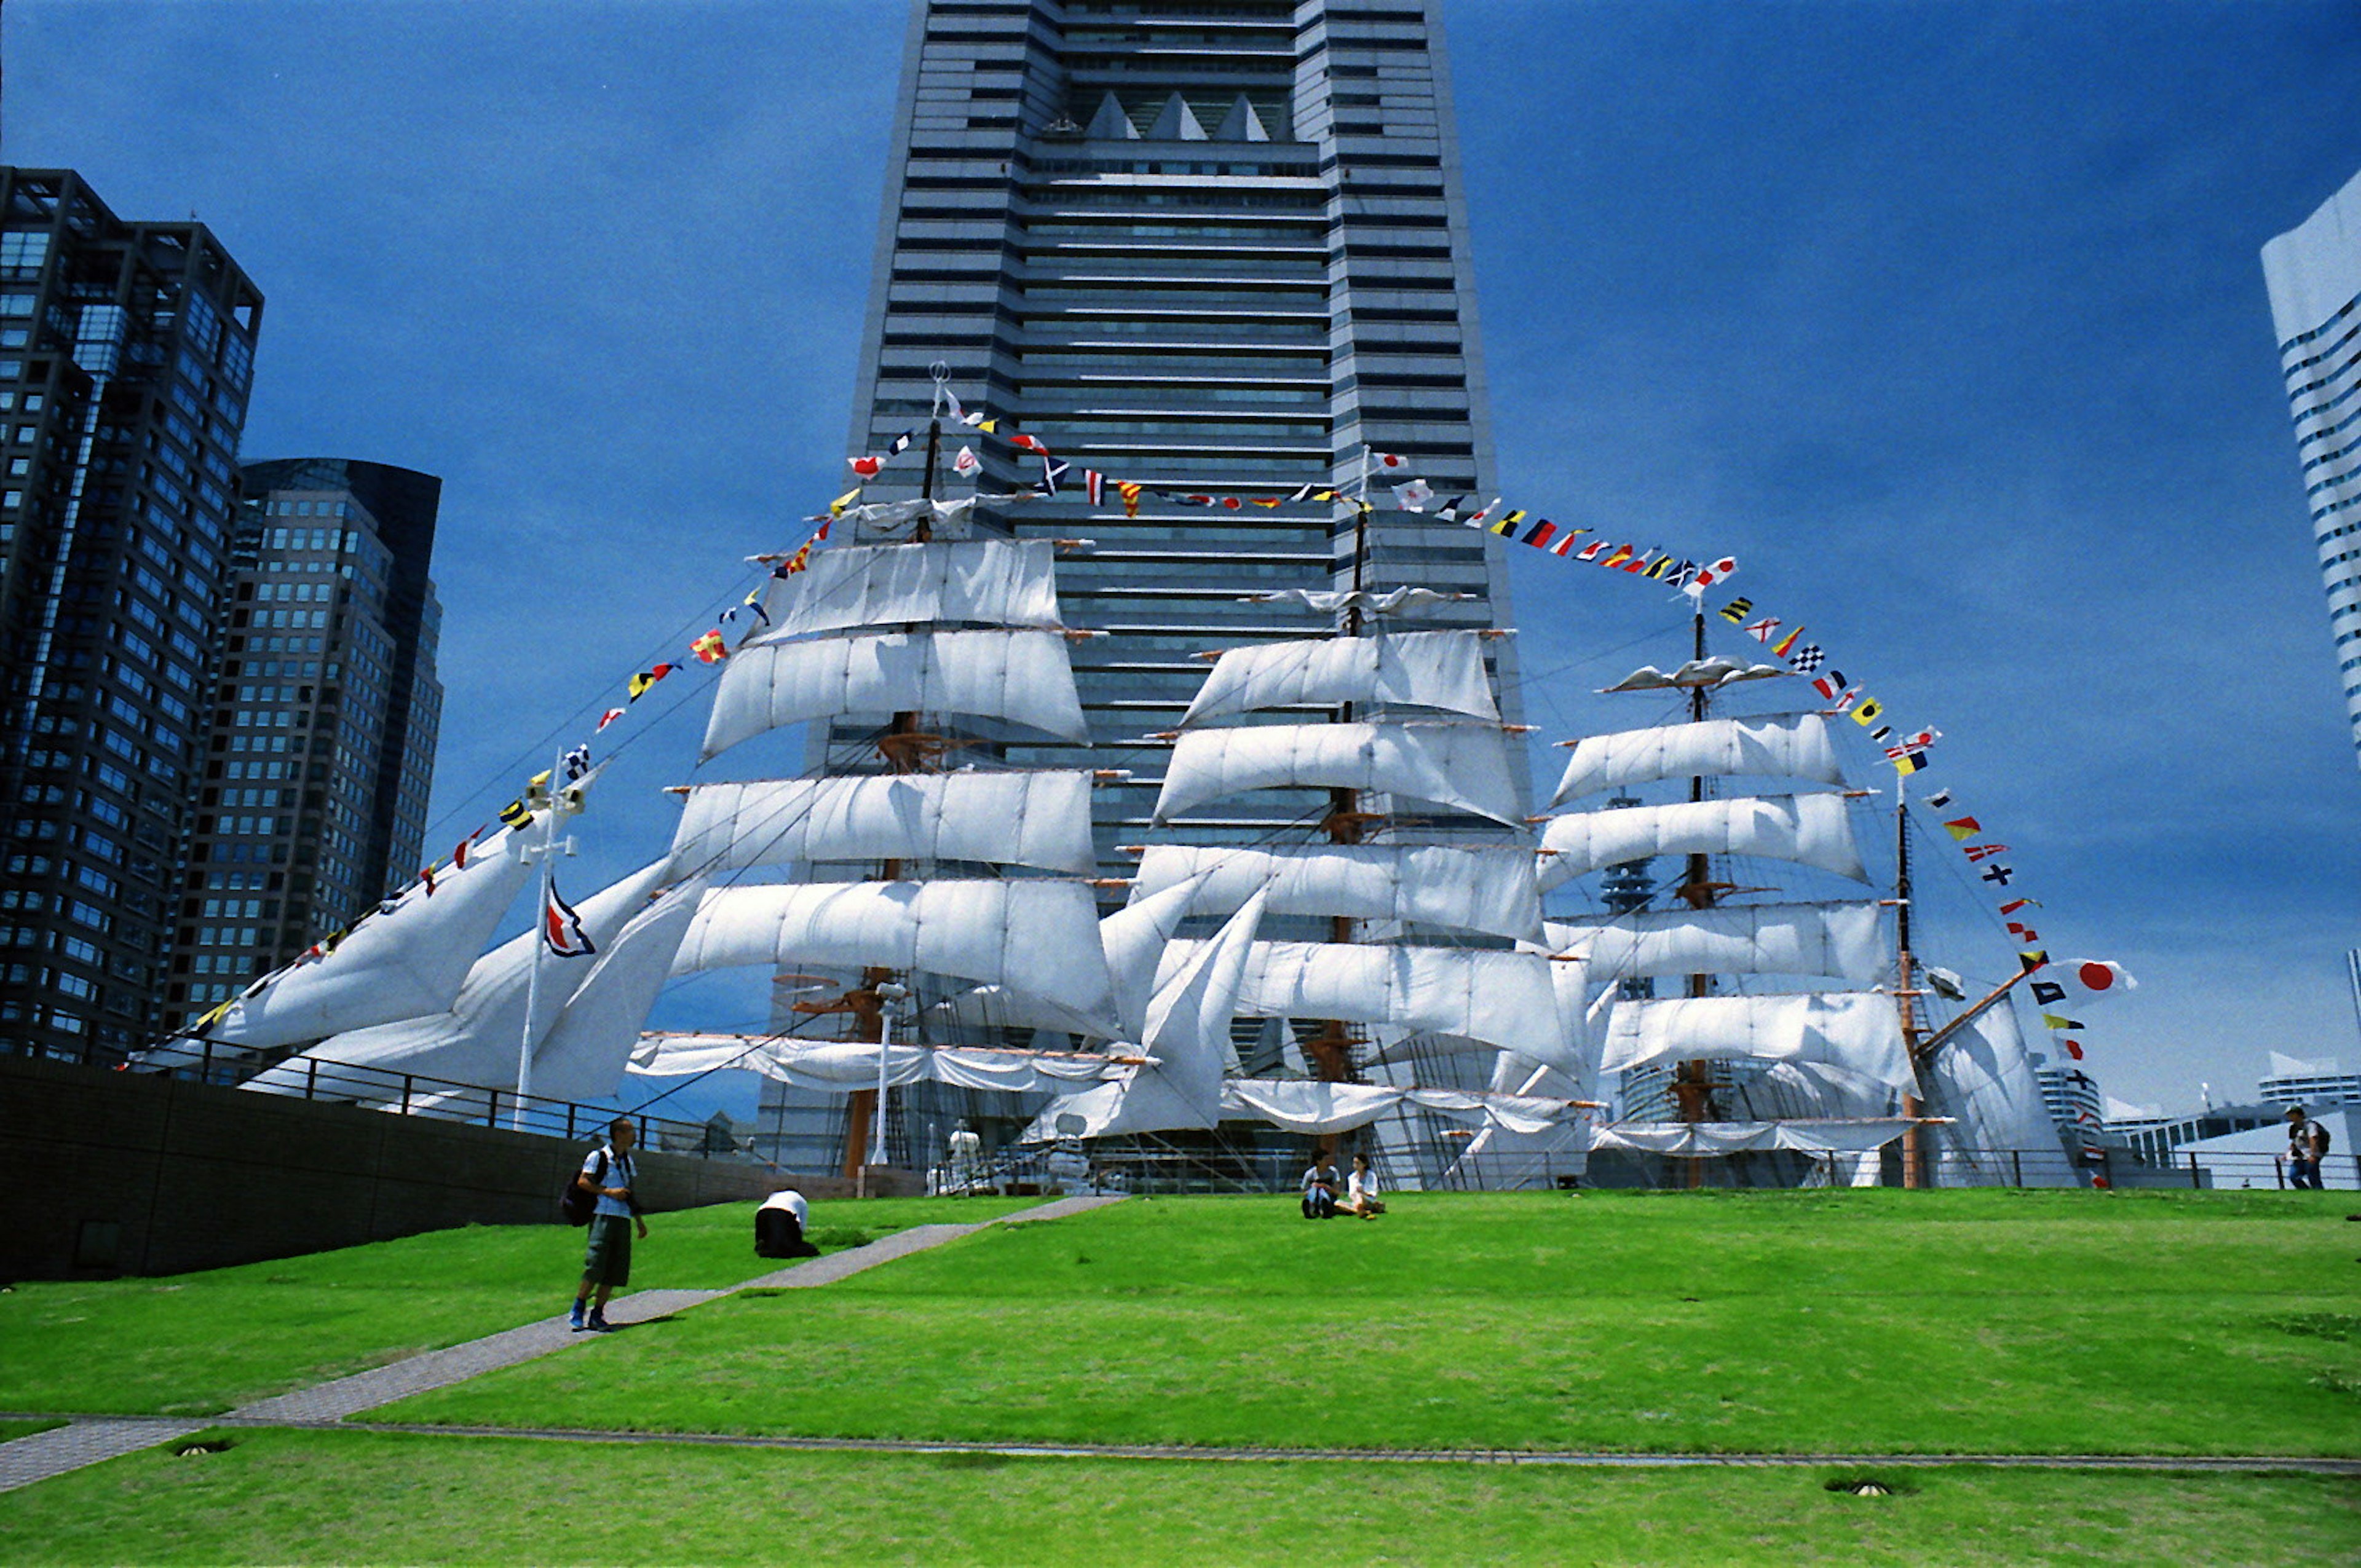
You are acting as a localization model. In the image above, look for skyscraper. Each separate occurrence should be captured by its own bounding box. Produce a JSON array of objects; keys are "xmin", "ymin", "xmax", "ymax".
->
[
  {"xmin": 172, "ymin": 460, "xmax": 444, "ymax": 1018},
  {"xmin": 839, "ymin": 0, "xmax": 1520, "ymax": 865},
  {"xmin": 0, "ymin": 169, "xmax": 262, "ymax": 1065},
  {"xmin": 764, "ymin": 0, "xmax": 1522, "ymax": 1171},
  {"xmin": 2262, "ymin": 165, "xmax": 2361, "ymax": 769}
]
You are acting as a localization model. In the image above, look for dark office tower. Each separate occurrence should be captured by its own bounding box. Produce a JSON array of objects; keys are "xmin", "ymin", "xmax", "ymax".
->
[
  {"xmin": 172, "ymin": 460, "xmax": 443, "ymax": 1017},
  {"xmin": 840, "ymin": 0, "xmax": 1521, "ymax": 868},
  {"xmin": 0, "ymin": 170, "xmax": 261, "ymax": 1065}
]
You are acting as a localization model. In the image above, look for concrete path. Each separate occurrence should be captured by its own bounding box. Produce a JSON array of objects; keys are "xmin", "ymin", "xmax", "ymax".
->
[{"xmin": 0, "ymin": 1192, "xmax": 1120, "ymax": 1495}]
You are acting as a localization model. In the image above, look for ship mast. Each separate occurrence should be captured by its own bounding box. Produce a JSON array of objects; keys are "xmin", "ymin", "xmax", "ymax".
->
[
  {"xmin": 1894, "ymin": 787, "xmax": 1927, "ymax": 1187},
  {"xmin": 835, "ymin": 373, "xmax": 948, "ymax": 1179},
  {"xmin": 1305, "ymin": 468, "xmax": 1375, "ymax": 1133},
  {"xmin": 1671, "ymin": 606, "xmax": 1718, "ymax": 1186}
]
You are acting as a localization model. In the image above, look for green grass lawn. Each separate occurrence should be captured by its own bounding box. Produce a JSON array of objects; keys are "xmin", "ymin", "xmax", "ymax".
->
[
  {"xmin": 0, "ymin": 1197, "xmax": 1034, "ymax": 1418},
  {"xmin": 0, "ymin": 1427, "xmax": 2351, "ymax": 1566},
  {"xmin": 381, "ymin": 1188, "xmax": 2361, "ymax": 1457}
]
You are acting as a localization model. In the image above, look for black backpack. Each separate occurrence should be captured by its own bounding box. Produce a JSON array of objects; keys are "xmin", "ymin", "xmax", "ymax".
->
[{"xmin": 561, "ymin": 1150, "xmax": 606, "ymax": 1227}]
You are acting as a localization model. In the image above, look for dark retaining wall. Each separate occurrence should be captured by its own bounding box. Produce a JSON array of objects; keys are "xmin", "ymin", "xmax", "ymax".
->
[{"xmin": 1, "ymin": 1054, "xmax": 816, "ymax": 1280}]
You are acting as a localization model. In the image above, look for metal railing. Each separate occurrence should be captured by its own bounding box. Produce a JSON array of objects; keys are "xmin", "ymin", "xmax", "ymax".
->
[{"xmin": 140, "ymin": 1036, "xmax": 753, "ymax": 1160}]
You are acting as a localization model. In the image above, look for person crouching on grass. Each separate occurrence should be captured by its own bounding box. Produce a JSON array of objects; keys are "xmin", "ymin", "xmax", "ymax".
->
[
  {"xmin": 1344, "ymin": 1154, "xmax": 1386, "ymax": 1219},
  {"xmin": 571, "ymin": 1116, "xmax": 647, "ymax": 1332}
]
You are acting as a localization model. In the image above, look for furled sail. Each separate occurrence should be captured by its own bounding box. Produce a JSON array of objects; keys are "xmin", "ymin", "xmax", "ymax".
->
[
  {"xmin": 1247, "ymin": 586, "xmax": 1470, "ymax": 617},
  {"xmin": 189, "ymin": 821, "xmax": 542, "ymax": 1055},
  {"xmin": 670, "ymin": 771, "xmax": 1095, "ymax": 878},
  {"xmin": 1183, "ymin": 631, "xmax": 1498, "ymax": 727},
  {"xmin": 237, "ymin": 857, "xmax": 674, "ymax": 1096},
  {"xmin": 1587, "ymin": 1119, "xmax": 1918, "ymax": 1156},
  {"xmin": 673, "ymin": 880, "xmax": 1118, "ymax": 1035},
  {"xmin": 702, "ymin": 629, "xmax": 1088, "ymax": 762},
  {"xmin": 1153, "ymin": 722, "xmax": 1523, "ymax": 826},
  {"xmin": 1219, "ymin": 1080, "xmax": 1575, "ymax": 1137},
  {"xmin": 1543, "ymin": 901, "xmax": 1884, "ymax": 985},
  {"xmin": 1549, "ymin": 714, "xmax": 1845, "ymax": 807},
  {"xmin": 748, "ymin": 539, "xmax": 1061, "ymax": 641},
  {"xmin": 1536, "ymin": 793, "xmax": 1865, "ymax": 891},
  {"xmin": 631, "ymin": 1034, "xmax": 1123, "ymax": 1094},
  {"xmin": 1598, "ymin": 992, "xmax": 1916, "ymax": 1094},
  {"xmin": 1129, "ymin": 843, "xmax": 1543, "ymax": 942},
  {"xmin": 525, "ymin": 878, "xmax": 706, "ymax": 1103},
  {"xmin": 1157, "ymin": 939, "xmax": 1574, "ymax": 1071}
]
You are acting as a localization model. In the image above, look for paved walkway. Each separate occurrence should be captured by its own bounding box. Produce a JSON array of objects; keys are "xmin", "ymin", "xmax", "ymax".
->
[{"xmin": 0, "ymin": 1194, "xmax": 1123, "ymax": 1495}]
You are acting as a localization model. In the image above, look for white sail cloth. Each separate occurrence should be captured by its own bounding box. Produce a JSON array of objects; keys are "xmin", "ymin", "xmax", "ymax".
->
[
  {"xmin": 1599, "ymin": 993, "xmax": 1916, "ymax": 1094},
  {"xmin": 1154, "ymin": 722, "xmax": 1523, "ymax": 826},
  {"xmin": 927, "ymin": 877, "xmax": 1208, "ymax": 1044},
  {"xmin": 749, "ymin": 540, "xmax": 1061, "ymax": 642},
  {"xmin": 1130, "ymin": 844, "xmax": 1543, "ymax": 943},
  {"xmin": 1543, "ymin": 902, "xmax": 1884, "ymax": 985},
  {"xmin": 1182, "ymin": 631, "xmax": 1498, "ymax": 727},
  {"xmin": 1220, "ymin": 1081, "xmax": 1576, "ymax": 1137},
  {"xmin": 188, "ymin": 821, "xmax": 540, "ymax": 1055},
  {"xmin": 1022, "ymin": 889, "xmax": 1271, "ymax": 1140},
  {"xmin": 702, "ymin": 629, "xmax": 1088, "ymax": 762},
  {"xmin": 526, "ymin": 878, "xmax": 706, "ymax": 1103},
  {"xmin": 237, "ymin": 857, "xmax": 674, "ymax": 1098},
  {"xmin": 1248, "ymin": 586, "xmax": 1470, "ymax": 617},
  {"xmin": 1536, "ymin": 794, "xmax": 1865, "ymax": 891},
  {"xmin": 630, "ymin": 1034, "xmax": 1123, "ymax": 1093},
  {"xmin": 1549, "ymin": 714, "xmax": 1845, "ymax": 806},
  {"xmin": 1600, "ymin": 658, "xmax": 1789, "ymax": 692},
  {"xmin": 843, "ymin": 494, "xmax": 983, "ymax": 543},
  {"xmin": 1157, "ymin": 939, "xmax": 1575, "ymax": 1071},
  {"xmin": 1922, "ymin": 1001, "xmax": 2070, "ymax": 1185},
  {"xmin": 673, "ymin": 880, "xmax": 1118, "ymax": 1036},
  {"xmin": 670, "ymin": 772, "xmax": 1095, "ymax": 877},
  {"xmin": 1587, "ymin": 1119, "xmax": 1917, "ymax": 1156}
]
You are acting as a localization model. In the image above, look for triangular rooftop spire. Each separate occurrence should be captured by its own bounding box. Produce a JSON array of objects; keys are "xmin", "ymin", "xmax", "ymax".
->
[
  {"xmin": 1212, "ymin": 95, "xmax": 1269, "ymax": 143},
  {"xmin": 1086, "ymin": 90, "xmax": 1139, "ymax": 140},
  {"xmin": 1149, "ymin": 92, "xmax": 1208, "ymax": 141}
]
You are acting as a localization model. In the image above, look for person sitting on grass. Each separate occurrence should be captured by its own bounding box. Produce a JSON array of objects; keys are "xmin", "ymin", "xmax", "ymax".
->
[
  {"xmin": 1301, "ymin": 1155, "xmax": 1341, "ymax": 1219},
  {"xmin": 1344, "ymin": 1154, "xmax": 1386, "ymax": 1219},
  {"xmin": 569, "ymin": 1116, "xmax": 647, "ymax": 1333}
]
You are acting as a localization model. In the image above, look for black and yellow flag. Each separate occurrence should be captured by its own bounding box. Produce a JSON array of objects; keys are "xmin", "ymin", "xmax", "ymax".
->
[
  {"xmin": 499, "ymin": 798, "xmax": 532, "ymax": 833},
  {"xmin": 1718, "ymin": 597, "xmax": 1754, "ymax": 623}
]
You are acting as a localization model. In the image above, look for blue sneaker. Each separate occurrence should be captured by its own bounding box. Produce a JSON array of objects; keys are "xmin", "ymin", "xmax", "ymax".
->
[
  {"xmin": 586, "ymin": 1309, "xmax": 614, "ymax": 1333},
  {"xmin": 568, "ymin": 1301, "xmax": 587, "ymax": 1332}
]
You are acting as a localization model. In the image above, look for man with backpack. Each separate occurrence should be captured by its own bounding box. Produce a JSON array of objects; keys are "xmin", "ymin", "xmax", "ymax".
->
[
  {"xmin": 2285, "ymin": 1105, "xmax": 2331, "ymax": 1192},
  {"xmin": 569, "ymin": 1117, "xmax": 647, "ymax": 1331}
]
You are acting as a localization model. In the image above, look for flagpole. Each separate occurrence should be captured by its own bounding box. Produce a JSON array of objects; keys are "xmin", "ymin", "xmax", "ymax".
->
[{"xmin": 516, "ymin": 749, "xmax": 564, "ymax": 1132}]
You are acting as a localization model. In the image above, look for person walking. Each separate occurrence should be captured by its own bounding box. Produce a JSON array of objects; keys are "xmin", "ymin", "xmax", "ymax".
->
[
  {"xmin": 2285, "ymin": 1105, "xmax": 2330, "ymax": 1191},
  {"xmin": 569, "ymin": 1116, "xmax": 647, "ymax": 1331}
]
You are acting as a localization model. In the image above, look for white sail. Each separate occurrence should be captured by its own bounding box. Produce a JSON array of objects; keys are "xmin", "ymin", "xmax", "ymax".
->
[
  {"xmin": 670, "ymin": 771, "xmax": 1095, "ymax": 877},
  {"xmin": 1599, "ymin": 992, "xmax": 1916, "ymax": 1094},
  {"xmin": 526, "ymin": 878, "xmax": 706, "ymax": 1103},
  {"xmin": 1248, "ymin": 586, "xmax": 1470, "ymax": 617},
  {"xmin": 1544, "ymin": 902, "xmax": 1884, "ymax": 985},
  {"xmin": 673, "ymin": 880, "xmax": 1118, "ymax": 1035},
  {"xmin": 1549, "ymin": 714, "xmax": 1845, "ymax": 806},
  {"xmin": 1030, "ymin": 888, "xmax": 1271, "ymax": 1139},
  {"xmin": 1153, "ymin": 722, "xmax": 1523, "ymax": 826},
  {"xmin": 1157, "ymin": 939, "xmax": 1574, "ymax": 1071},
  {"xmin": 1588, "ymin": 1119, "xmax": 1918, "ymax": 1156},
  {"xmin": 192, "ymin": 821, "xmax": 541, "ymax": 1055},
  {"xmin": 631, "ymin": 1034, "xmax": 1122, "ymax": 1093},
  {"xmin": 239, "ymin": 857, "xmax": 674, "ymax": 1096},
  {"xmin": 1922, "ymin": 1001, "xmax": 2070, "ymax": 1186},
  {"xmin": 1536, "ymin": 793, "xmax": 1865, "ymax": 891},
  {"xmin": 926, "ymin": 876, "xmax": 1207, "ymax": 1044},
  {"xmin": 748, "ymin": 539, "xmax": 1061, "ymax": 641},
  {"xmin": 1183, "ymin": 631, "xmax": 1498, "ymax": 727},
  {"xmin": 1129, "ymin": 843, "xmax": 1543, "ymax": 942},
  {"xmin": 1601, "ymin": 657, "xmax": 1789, "ymax": 692},
  {"xmin": 1218, "ymin": 1080, "xmax": 1575, "ymax": 1137},
  {"xmin": 702, "ymin": 629, "xmax": 1088, "ymax": 762}
]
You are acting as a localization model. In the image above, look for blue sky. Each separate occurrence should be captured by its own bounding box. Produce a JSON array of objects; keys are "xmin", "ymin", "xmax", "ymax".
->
[{"xmin": 10, "ymin": 0, "xmax": 2359, "ymax": 1116}]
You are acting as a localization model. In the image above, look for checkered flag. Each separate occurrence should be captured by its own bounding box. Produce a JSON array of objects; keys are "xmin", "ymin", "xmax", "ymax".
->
[{"xmin": 1789, "ymin": 644, "xmax": 1825, "ymax": 673}]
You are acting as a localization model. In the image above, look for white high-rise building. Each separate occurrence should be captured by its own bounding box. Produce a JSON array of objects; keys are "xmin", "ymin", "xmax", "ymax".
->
[{"xmin": 2262, "ymin": 166, "xmax": 2361, "ymax": 768}]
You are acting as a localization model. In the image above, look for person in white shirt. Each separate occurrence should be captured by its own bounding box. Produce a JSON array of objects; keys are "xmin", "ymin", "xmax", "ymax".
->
[
  {"xmin": 1344, "ymin": 1154, "xmax": 1386, "ymax": 1219},
  {"xmin": 756, "ymin": 1188, "xmax": 818, "ymax": 1259},
  {"xmin": 947, "ymin": 1120, "xmax": 984, "ymax": 1196}
]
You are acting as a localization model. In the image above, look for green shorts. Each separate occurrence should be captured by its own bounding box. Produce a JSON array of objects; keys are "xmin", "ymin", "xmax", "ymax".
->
[{"xmin": 582, "ymin": 1214, "xmax": 633, "ymax": 1288}]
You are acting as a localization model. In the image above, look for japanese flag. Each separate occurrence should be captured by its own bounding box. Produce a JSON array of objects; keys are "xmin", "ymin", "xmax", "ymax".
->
[
  {"xmin": 1371, "ymin": 449, "xmax": 1410, "ymax": 470},
  {"xmin": 2057, "ymin": 959, "xmax": 2137, "ymax": 999},
  {"xmin": 848, "ymin": 455, "xmax": 882, "ymax": 478},
  {"xmin": 1391, "ymin": 478, "xmax": 1435, "ymax": 511}
]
